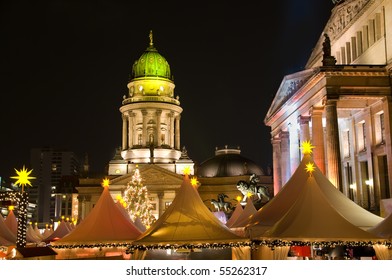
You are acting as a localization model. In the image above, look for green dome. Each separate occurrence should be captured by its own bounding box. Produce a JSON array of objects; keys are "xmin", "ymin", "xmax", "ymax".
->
[{"xmin": 131, "ymin": 31, "xmax": 172, "ymax": 80}]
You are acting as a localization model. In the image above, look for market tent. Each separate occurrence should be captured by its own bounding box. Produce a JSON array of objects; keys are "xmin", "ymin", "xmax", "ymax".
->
[
  {"xmin": 4, "ymin": 209, "xmax": 17, "ymax": 235},
  {"xmin": 261, "ymin": 174, "xmax": 380, "ymax": 242},
  {"xmin": 43, "ymin": 220, "xmax": 73, "ymax": 243},
  {"xmin": 229, "ymin": 197, "xmax": 257, "ymax": 228},
  {"xmin": 51, "ymin": 180, "xmax": 142, "ymax": 248},
  {"xmin": 227, "ymin": 197, "xmax": 257, "ymax": 237},
  {"xmin": 0, "ymin": 214, "xmax": 16, "ymax": 245},
  {"xmin": 246, "ymin": 153, "xmax": 383, "ymax": 238},
  {"xmin": 26, "ymin": 223, "xmax": 43, "ymax": 243},
  {"xmin": 127, "ymin": 173, "xmax": 250, "ymax": 259},
  {"xmin": 247, "ymin": 151, "xmax": 386, "ymax": 260},
  {"xmin": 225, "ymin": 202, "xmax": 243, "ymax": 228}
]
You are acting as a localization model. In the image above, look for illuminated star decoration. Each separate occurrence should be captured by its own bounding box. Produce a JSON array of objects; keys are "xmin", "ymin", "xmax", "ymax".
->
[
  {"xmin": 11, "ymin": 166, "xmax": 36, "ymax": 193},
  {"xmin": 300, "ymin": 140, "xmax": 315, "ymax": 155},
  {"xmin": 102, "ymin": 178, "xmax": 110, "ymax": 188},
  {"xmin": 190, "ymin": 176, "xmax": 199, "ymax": 187},
  {"xmin": 305, "ymin": 162, "xmax": 316, "ymax": 176},
  {"xmin": 183, "ymin": 166, "xmax": 191, "ymax": 176}
]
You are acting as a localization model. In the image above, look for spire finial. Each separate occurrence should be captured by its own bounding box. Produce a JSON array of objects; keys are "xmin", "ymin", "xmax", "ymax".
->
[{"xmin": 149, "ymin": 30, "xmax": 153, "ymax": 47}]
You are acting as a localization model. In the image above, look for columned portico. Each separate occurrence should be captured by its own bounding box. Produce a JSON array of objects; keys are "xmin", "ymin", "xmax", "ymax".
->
[{"xmin": 325, "ymin": 97, "xmax": 342, "ymax": 191}]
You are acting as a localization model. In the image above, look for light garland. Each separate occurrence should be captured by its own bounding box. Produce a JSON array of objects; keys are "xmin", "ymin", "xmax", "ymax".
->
[
  {"xmin": 252, "ymin": 239, "xmax": 392, "ymax": 249},
  {"xmin": 50, "ymin": 242, "xmax": 133, "ymax": 249},
  {"xmin": 126, "ymin": 241, "xmax": 253, "ymax": 254}
]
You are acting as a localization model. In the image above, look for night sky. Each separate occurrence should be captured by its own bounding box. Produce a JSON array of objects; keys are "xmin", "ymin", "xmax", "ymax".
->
[{"xmin": 0, "ymin": 0, "xmax": 335, "ymax": 179}]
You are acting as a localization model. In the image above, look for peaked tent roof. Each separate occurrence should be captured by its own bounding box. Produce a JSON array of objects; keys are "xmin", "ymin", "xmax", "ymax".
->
[
  {"xmin": 228, "ymin": 198, "xmax": 257, "ymax": 229},
  {"xmin": 261, "ymin": 174, "xmax": 381, "ymax": 243},
  {"xmin": 26, "ymin": 223, "xmax": 43, "ymax": 243},
  {"xmin": 0, "ymin": 214, "xmax": 16, "ymax": 244},
  {"xmin": 246, "ymin": 153, "xmax": 383, "ymax": 238},
  {"xmin": 4, "ymin": 210, "xmax": 17, "ymax": 235},
  {"xmin": 225, "ymin": 202, "xmax": 243, "ymax": 228},
  {"xmin": 128, "ymin": 174, "xmax": 249, "ymax": 251},
  {"xmin": 43, "ymin": 221, "xmax": 73, "ymax": 243},
  {"xmin": 51, "ymin": 184, "xmax": 142, "ymax": 247}
]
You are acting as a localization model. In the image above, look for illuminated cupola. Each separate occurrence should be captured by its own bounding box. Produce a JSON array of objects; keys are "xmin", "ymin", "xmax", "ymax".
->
[{"xmin": 111, "ymin": 30, "xmax": 188, "ymax": 175}]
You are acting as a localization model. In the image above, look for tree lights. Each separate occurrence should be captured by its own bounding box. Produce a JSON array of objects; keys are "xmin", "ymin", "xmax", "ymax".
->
[{"xmin": 6, "ymin": 166, "xmax": 35, "ymax": 248}]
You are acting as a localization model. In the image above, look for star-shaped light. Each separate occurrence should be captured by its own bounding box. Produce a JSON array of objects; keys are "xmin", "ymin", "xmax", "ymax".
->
[
  {"xmin": 102, "ymin": 178, "xmax": 110, "ymax": 188},
  {"xmin": 8, "ymin": 205, "xmax": 14, "ymax": 211},
  {"xmin": 183, "ymin": 166, "xmax": 191, "ymax": 176},
  {"xmin": 11, "ymin": 166, "xmax": 35, "ymax": 192},
  {"xmin": 300, "ymin": 140, "xmax": 315, "ymax": 155},
  {"xmin": 305, "ymin": 162, "xmax": 316, "ymax": 176},
  {"xmin": 190, "ymin": 176, "xmax": 199, "ymax": 187},
  {"xmin": 236, "ymin": 196, "xmax": 242, "ymax": 202}
]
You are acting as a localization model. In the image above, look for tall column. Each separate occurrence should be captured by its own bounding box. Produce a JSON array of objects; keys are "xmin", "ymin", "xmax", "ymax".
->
[
  {"xmin": 299, "ymin": 115, "xmax": 311, "ymax": 144},
  {"xmin": 271, "ymin": 136, "xmax": 282, "ymax": 195},
  {"xmin": 175, "ymin": 115, "xmax": 181, "ymax": 150},
  {"xmin": 325, "ymin": 98, "xmax": 342, "ymax": 191},
  {"xmin": 280, "ymin": 131, "xmax": 291, "ymax": 186},
  {"xmin": 156, "ymin": 110, "xmax": 162, "ymax": 146},
  {"xmin": 122, "ymin": 114, "xmax": 128, "ymax": 150},
  {"xmin": 128, "ymin": 112, "xmax": 133, "ymax": 148},
  {"xmin": 289, "ymin": 123, "xmax": 300, "ymax": 174},
  {"xmin": 311, "ymin": 106, "xmax": 326, "ymax": 174},
  {"xmin": 382, "ymin": 97, "xmax": 392, "ymax": 199},
  {"xmin": 170, "ymin": 112, "xmax": 175, "ymax": 148},
  {"xmin": 142, "ymin": 109, "xmax": 148, "ymax": 147}
]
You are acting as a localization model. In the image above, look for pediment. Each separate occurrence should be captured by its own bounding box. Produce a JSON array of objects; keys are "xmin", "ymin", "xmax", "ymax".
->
[
  {"xmin": 265, "ymin": 69, "xmax": 317, "ymax": 122},
  {"xmin": 110, "ymin": 164, "xmax": 183, "ymax": 186}
]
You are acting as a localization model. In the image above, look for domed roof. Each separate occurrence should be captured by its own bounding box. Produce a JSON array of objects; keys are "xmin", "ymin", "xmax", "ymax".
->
[
  {"xmin": 131, "ymin": 31, "xmax": 171, "ymax": 80},
  {"xmin": 196, "ymin": 146, "xmax": 264, "ymax": 178}
]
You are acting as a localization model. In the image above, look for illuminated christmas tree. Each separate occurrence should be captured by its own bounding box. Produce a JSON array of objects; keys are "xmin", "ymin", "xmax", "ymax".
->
[{"xmin": 123, "ymin": 167, "xmax": 156, "ymax": 227}]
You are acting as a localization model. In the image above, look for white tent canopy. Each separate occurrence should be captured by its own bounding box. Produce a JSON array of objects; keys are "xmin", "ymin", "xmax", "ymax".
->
[
  {"xmin": 4, "ymin": 209, "xmax": 17, "ymax": 235},
  {"xmin": 0, "ymin": 214, "xmax": 16, "ymax": 245},
  {"xmin": 246, "ymin": 153, "xmax": 383, "ymax": 238},
  {"xmin": 225, "ymin": 202, "xmax": 243, "ymax": 228},
  {"xmin": 43, "ymin": 220, "xmax": 73, "ymax": 243},
  {"xmin": 261, "ymin": 175, "xmax": 380, "ymax": 242},
  {"xmin": 227, "ymin": 197, "xmax": 257, "ymax": 229},
  {"xmin": 128, "ymin": 174, "xmax": 249, "ymax": 251},
  {"xmin": 51, "ymin": 183, "xmax": 141, "ymax": 248}
]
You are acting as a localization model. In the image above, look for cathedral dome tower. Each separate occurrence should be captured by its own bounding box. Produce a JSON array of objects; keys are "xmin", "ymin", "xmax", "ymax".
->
[{"xmin": 110, "ymin": 31, "xmax": 189, "ymax": 175}]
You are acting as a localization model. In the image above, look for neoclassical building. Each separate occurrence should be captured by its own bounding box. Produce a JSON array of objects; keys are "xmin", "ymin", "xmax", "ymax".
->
[
  {"xmin": 76, "ymin": 32, "xmax": 270, "ymax": 222},
  {"xmin": 265, "ymin": 0, "xmax": 392, "ymax": 215}
]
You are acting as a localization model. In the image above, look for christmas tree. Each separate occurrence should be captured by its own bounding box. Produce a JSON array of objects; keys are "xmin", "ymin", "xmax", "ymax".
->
[{"xmin": 123, "ymin": 166, "xmax": 156, "ymax": 227}]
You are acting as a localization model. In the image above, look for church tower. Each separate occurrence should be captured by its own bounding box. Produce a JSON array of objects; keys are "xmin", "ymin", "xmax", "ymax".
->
[{"xmin": 108, "ymin": 31, "xmax": 193, "ymax": 175}]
